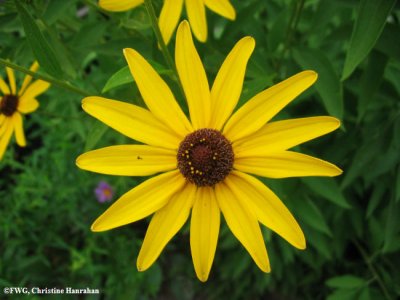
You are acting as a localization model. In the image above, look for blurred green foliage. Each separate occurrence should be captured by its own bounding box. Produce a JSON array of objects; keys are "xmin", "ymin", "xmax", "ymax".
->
[{"xmin": 1, "ymin": 0, "xmax": 400, "ymax": 299}]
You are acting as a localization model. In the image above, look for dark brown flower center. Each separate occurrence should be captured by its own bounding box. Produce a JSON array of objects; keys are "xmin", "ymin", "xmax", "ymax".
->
[
  {"xmin": 0, "ymin": 94, "xmax": 19, "ymax": 116},
  {"xmin": 177, "ymin": 128, "xmax": 234, "ymax": 187}
]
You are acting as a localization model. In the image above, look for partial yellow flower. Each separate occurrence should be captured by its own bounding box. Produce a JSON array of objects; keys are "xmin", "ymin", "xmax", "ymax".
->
[
  {"xmin": 159, "ymin": 0, "xmax": 235, "ymax": 44},
  {"xmin": 0, "ymin": 63, "xmax": 50, "ymax": 160},
  {"xmin": 98, "ymin": 0, "xmax": 236, "ymax": 44},
  {"xmin": 98, "ymin": 0, "xmax": 143, "ymax": 12},
  {"xmin": 76, "ymin": 20, "xmax": 342, "ymax": 282}
]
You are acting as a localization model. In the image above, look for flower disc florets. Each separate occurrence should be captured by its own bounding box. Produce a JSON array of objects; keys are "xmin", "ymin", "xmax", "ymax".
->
[
  {"xmin": 177, "ymin": 129, "xmax": 234, "ymax": 187},
  {"xmin": 0, "ymin": 95, "xmax": 19, "ymax": 116}
]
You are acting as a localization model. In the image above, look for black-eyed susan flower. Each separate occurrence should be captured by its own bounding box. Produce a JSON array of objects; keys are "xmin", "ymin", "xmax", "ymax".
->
[
  {"xmin": 0, "ymin": 63, "xmax": 50, "ymax": 160},
  {"xmin": 76, "ymin": 20, "xmax": 342, "ymax": 281},
  {"xmin": 98, "ymin": 0, "xmax": 235, "ymax": 44}
]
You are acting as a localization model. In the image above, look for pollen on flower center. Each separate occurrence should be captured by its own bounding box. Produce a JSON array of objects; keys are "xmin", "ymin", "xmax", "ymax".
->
[
  {"xmin": 177, "ymin": 128, "xmax": 234, "ymax": 187},
  {"xmin": 0, "ymin": 94, "xmax": 19, "ymax": 116}
]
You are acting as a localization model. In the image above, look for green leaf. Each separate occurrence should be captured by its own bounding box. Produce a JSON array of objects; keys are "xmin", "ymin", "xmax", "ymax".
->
[
  {"xmin": 14, "ymin": 0, "xmax": 62, "ymax": 78},
  {"xmin": 84, "ymin": 123, "xmax": 109, "ymax": 152},
  {"xmin": 342, "ymin": 0, "xmax": 396, "ymax": 80},
  {"xmin": 359, "ymin": 288, "xmax": 370, "ymax": 300},
  {"xmin": 70, "ymin": 22, "xmax": 108, "ymax": 49},
  {"xmin": 302, "ymin": 178, "xmax": 351, "ymax": 209},
  {"xmin": 308, "ymin": 1, "xmax": 338, "ymax": 38},
  {"xmin": 357, "ymin": 51, "xmax": 388, "ymax": 121},
  {"xmin": 382, "ymin": 195, "xmax": 400, "ymax": 253},
  {"xmin": 144, "ymin": 264, "xmax": 162, "ymax": 296},
  {"xmin": 364, "ymin": 145, "xmax": 400, "ymax": 184},
  {"xmin": 120, "ymin": 7, "xmax": 151, "ymax": 31},
  {"xmin": 326, "ymin": 275, "xmax": 366, "ymax": 289},
  {"xmin": 293, "ymin": 48, "xmax": 343, "ymax": 119},
  {"xmin": 296, "ymin": 198, "xmax": 332, "ymax": 236},
  {"xmin": 327, "ymin": 289, "xmax": 361, "ymax": 300},
  {"xmin": 394, "ymin": 115, "xmax": 400, "ymax": 150},
  {"xmin": 366, "ymin": 184, "xmax": 386, "ymax": 218},
  {"xmin": 83, "ymin": 37, "xmax": 151, "ymax": 57},
  {"xmin": 0, "ymin": 13, "xmax": 17, "ymax": 28},
  {"xmin": 37, "ymin": 19, "xmax": 77, "ymax": 79},
  {"xmin": 396, "ymin": 165, "xmax": 400, "ymax": 203},
  {"xmin": 341, "ymin": 136, "xmax": 384, "ymax": 189},
  {"xmin": 102, "ymin": 66, "xmax": 134, "ymax": 93},
  {"xmin": 305, "ymin": 229, "xmax": 332, "ymax": 259},
  {"xmin": 376, "ymin": 24, "xmax": 400, "ymax": 62},
  {"xmin": 267, "ymin": 9, "xmax": 289, "ymax": 52},
  {"xmin": 368, "ymin": 217, "xmax": 385, "ymax": 251},
  {"xmin": 102, "ymin": 61, "xmax": 172, "ymax": 93},
  {"xmin": 42, "ymin": 0, "xmax": 75, "ymax": 25}
]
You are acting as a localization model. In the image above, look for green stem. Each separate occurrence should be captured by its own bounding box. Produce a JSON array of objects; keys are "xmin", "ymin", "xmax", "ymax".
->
[
  {"xmin": 353, "ymin": 240, "xmax": 393, "ymax": 300},
  {"xmin": 276, "ymin": 0, "xmax": 305, "ymax": 73},
  {"xmin": 0, "ymin": 58, "xmax": 91, "ymax": 97},
  {"xmin": 143, "ymin": 0, "xmax": 185, "ymax": 98}
]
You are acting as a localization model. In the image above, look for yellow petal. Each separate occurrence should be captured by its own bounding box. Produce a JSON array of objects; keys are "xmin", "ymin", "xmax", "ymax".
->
[
  {"xmin": 82, "ymin": 96, "xmax": 181, "ymax": 149},
  {"xmin": 6, "ymin": 67, "xmax": 16, "ymax": 95},
  {"xmin": 19, "ymin": 61, "xmax": 39, "ymax": 96},
  {"xmin": 226, "ymin": 171, "xmax": 305, "ymax": 249},
  {"xmin": 215, "ymin": 182, "xmax": 270, "ymax": 272},
  {"xmin": 98, "ymin": 0, "xmax": 143, "ymax": 11},
  {"xmin": 159, "ymin": 0, "xmax": 184, "ymax": 45},
  {"xmin": 0, "ymin": 76, "xmax": 11, "ymax": 94},
  {"xmin": 137, "ymin": 183, "xmax": 196, "ymax": 271},
  {"xmin": 0, "ymin": 116, "xmax": 9, "ymax": 136},
  {"xmin": 209, "ymin": 37, "xmax": 255, "ymax": 130},
  {"xmin": 0, "ymin": 118, "xmax": 14, "ymax": 160},
  {"xmin": 17, "ymin": 98, "xmax": 39, "ymax": 114},
  {"xmin": 185, "ymin": 0, "xmax": 207, "ymax": 42},
  {"xmin": 123, "ymin": 48, "xmax": 192, "ymax": 137},
  {"xmin": 190, "ymin": 186, "xmax": 220, "ymax": 282},
  {"xmin": 175, "ymin": 20, "xmax": 211, "ymax": 129},
  {"xmin": 234, "ymin": 151, "xmax": 343, "ymax": 178},
  {"xmin": 76, "ymin": 145, "xmax": 177, "ymax": 176},
  {"xmin": 224, "ymin": 71, "xmax": 318, "ymax": 142},
  {"xmin": 19, "ymin": 80, "xmax": 50, "ymax": 103},
  {"xmin": 234, "ymin": 116, "xmax": 341, "ymax": 157},
  {"xmin": 91, "ymin": 170, "xmax": 185, "ymax": 231},
  {"xmin": 13, "ymin": 113, "xmax": 26, "ymax": 147},
  {"xmin": 204, "ymin": 0, "xmax": 236, "ymax": 20}
]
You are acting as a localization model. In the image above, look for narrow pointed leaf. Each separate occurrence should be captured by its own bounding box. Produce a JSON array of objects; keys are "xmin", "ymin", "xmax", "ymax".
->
[
  {"xmin": 293, "ymin": 47, "xmax": 343, "ymax": 119},
  {"xmin": 102, "ymin": 63, "xmax": 172, "ymax": 93},
  {"xmin": 341, "ymin": 0, "xmax": 396, "ymax": 80},
  {"xmin": 14, "ymin": 0, "xmax": 62, "ymax": 77},
  {"xmin": 357, "ymin": 51, "xmax": 388, "ymax": 121},
  {"xmin": 295, "ymin": 198, "xmax": 332, "ymax": 236},
  {"xmin": 326, "ymin": 275, "xmax": 366, "ymax": 289},
  {"xmin": 302, "ymin": 178, "xmax": 350, "ymax": 209}
]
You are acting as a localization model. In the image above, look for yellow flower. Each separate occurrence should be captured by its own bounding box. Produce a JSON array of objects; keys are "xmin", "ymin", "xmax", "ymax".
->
[
  {"xmin": 0, "ymin": 63, "xmax": 50, "ymax": 160},
  {"xmin": 76, "ymin": 21, "xmax": 342, "ymax": 282},
  {"xmin": 159, "ymin": 0, "xmax": 235, "ymax": 44},
  {"xmin": 98, "ymin": 0, "xmax": 236, "ymax": 44}
]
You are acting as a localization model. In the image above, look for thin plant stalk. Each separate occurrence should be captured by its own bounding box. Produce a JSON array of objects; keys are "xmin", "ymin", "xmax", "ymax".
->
[
  {"xmin": 353, "ymin": 240, "xmax": 393, "ymax": 300},
  {"xmin": 276, "ymin": 0, "xmax": 305, "ymax": 73},
  {"xmin": 0, "ymin": 58, "xmax": 92, "ymax": 97},
  {"xmin": 143, "ymin": 0, "xmax": 185, "ymax": 99}
]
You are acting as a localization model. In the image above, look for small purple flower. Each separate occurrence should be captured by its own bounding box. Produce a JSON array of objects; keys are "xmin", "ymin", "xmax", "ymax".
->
[{"xmin": 95, "ymin": 181, "xmax": 114, "ymax": 203}]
